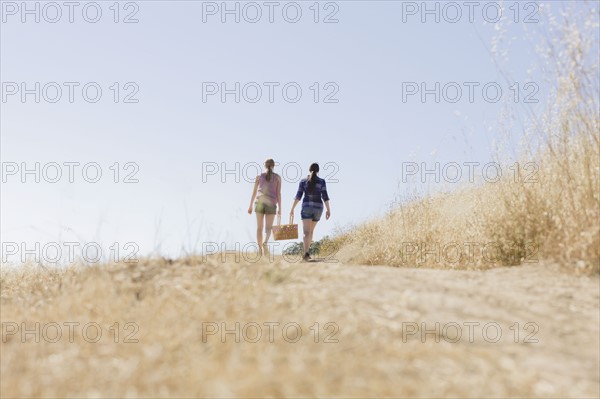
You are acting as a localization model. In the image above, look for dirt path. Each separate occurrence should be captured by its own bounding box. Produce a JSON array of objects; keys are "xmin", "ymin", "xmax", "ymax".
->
[{"xmin": 1, "ymin": 260, "xmax": 598, "ymax": 397}]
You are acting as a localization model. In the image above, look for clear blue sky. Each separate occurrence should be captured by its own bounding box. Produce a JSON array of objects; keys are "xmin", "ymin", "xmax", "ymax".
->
[{"xmin": 1, "ymin": 1, "xmax": 594, "ymax": 261}]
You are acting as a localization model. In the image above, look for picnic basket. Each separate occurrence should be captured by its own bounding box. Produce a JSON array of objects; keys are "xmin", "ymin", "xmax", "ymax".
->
[{"xmin": 272, "ymin": 215, "xmax": 298, "ymax": 241}]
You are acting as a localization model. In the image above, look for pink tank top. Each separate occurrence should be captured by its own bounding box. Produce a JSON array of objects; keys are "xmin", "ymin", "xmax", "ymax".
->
[{"xmin": 256, "ymin": 172, "xmax": 279, "ymax": 206}]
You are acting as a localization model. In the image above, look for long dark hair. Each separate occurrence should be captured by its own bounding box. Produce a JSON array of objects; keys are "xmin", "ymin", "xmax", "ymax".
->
[
  {"xmin": 265, "ymin": 158, "xmax": 275, "ymax": 181},
  {"xmin": 307, "ymin": 163, "xmax": 319, "ymax": 193}
]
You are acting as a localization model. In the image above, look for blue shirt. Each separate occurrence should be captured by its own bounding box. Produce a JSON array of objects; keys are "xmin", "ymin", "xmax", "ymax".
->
[{"xmin": 295, "ymin": 176, "xmax": 330, "ymax": 209}]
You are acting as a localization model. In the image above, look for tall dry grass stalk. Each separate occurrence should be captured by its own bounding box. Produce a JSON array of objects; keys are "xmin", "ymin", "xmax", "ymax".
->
[{"xmin": 336, "ymin": 5, "xmax": 599, "ymax": 273}]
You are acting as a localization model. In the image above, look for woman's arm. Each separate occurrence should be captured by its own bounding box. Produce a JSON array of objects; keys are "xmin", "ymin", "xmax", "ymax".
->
[
  {"xmin": 248, "ymin": 176, "xmax": 259, "ymax": 214},
  {"xmin": 322, "ymin": 179, "xmax": 331, "ymax": 219},
  {"xmin": 290, "ymin": 180, "xmax": 304, "ymax": 216},
  {"xmin": 290, "ymin": 199, "xmax": 300, "ymax": 216},
  {"xmin": 276, "ymin": 175, "xmax": 282, "ymax": 215}
]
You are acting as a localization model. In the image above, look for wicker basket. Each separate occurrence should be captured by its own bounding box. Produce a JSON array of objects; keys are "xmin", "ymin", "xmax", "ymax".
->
[{"xmin": 272, "ymin": 215, "xmax": 298, "ymax": 241}]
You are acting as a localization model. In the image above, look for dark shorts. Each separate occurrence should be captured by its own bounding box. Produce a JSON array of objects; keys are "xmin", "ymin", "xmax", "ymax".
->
[
  {"xmin": 301, "ymin": 206, "xmax": 323, "ymax": 221},
  {"xmin": 255, "ymin": 202, "xmax": 277, "ymax": 215}
]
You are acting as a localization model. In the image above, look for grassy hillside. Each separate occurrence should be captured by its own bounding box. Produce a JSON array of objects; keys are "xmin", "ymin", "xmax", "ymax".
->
[{"xmin": 333, "ymin": 7, "xmax": 599, "ymax": 273}]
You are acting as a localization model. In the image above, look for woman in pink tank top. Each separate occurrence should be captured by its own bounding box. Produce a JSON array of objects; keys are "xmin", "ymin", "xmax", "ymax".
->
[{"xmin": 248, "ymin": 158, "xmax": 281, "ymax": 256}]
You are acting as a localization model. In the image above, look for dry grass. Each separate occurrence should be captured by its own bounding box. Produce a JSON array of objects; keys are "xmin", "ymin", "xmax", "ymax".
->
[
  {"xmin": 335, "ymin": 6, "xmax": 600, "ymax": 274},
  {"xmin": 1, "ymin": 258, "xmax": 599, "ymax": 398}
]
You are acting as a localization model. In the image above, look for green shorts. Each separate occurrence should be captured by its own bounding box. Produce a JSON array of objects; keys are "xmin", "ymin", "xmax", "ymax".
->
[{"xmin": 255, "ymin": 202, "xmax": 277, "ymax": 215}]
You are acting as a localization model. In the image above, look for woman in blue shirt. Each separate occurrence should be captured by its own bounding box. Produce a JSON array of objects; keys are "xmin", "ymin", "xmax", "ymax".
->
[{"xmin": 290, "ymin": 163, "xmax": 331, "ymax": 261}]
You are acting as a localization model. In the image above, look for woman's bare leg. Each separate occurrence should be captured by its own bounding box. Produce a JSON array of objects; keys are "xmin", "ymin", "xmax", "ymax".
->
[
  {"xmin": 302, "ymin": 219, "xmax": 313, "ymax": 254},
  {"xmin": 256, "ymin": 212, "xmax": 265, "ymax": 255},
  {"xmin": 263, "ymin": 214, "xmax": 276, "ymax": 253},
  {"xmin": 308, "ymin": 220, "xmax": 318, "ymax": 253},
  {"xmin": 310, "ymin": 221, "xmax": 319, "ymax": 243}
]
